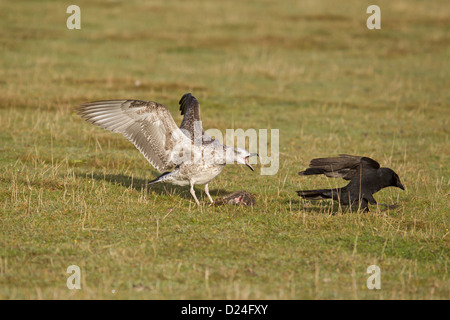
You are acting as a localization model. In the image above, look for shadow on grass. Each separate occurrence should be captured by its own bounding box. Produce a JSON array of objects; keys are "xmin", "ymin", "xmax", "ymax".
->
[
  {"xmin": 78, "ymin": 172, "xmax": 230, "ymax": 200},
  {"xmin": 290, "ymin": 198, "xmax": 397, "ymax": 214},
  {"xmin": 288, "ymin": 198, "xmax": 356, "ymax": 214}
]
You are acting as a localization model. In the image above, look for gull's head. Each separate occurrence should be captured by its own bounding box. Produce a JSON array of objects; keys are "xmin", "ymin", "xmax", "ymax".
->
[{"xmin": 232, "ymin": 147, "xmax": 259, "ymax": 172}]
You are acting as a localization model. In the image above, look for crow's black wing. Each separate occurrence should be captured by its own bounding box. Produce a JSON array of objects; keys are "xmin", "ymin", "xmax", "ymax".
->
[{"xmin": 298, "ymin": 154, "xmax": 380, "ymax": 180}]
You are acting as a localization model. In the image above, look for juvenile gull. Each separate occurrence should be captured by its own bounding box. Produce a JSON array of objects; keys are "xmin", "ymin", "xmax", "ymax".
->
[
  {"xmin": 78, "ymin": 93, "xmax": 258, "ymax": 205},
  {"xmin": 297, "ymin": 154, "xmax": 404, "ymax": 212}
]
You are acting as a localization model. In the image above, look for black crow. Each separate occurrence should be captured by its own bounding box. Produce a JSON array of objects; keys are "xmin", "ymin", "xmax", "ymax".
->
[{"xmin": 297, "ymin": 154, "xmax": 405, "ymax": 212}]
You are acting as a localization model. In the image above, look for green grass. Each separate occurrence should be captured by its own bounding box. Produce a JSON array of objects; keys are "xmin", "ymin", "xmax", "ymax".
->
[{"xmin": 0, "ymin": 0, "xmax": 449, "ymax": 299}]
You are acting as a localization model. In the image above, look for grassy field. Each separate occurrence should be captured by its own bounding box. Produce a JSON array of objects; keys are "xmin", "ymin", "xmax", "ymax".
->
[{"xmin": 0, "ymin": 0, "xmax": 448, "ymax": 299}]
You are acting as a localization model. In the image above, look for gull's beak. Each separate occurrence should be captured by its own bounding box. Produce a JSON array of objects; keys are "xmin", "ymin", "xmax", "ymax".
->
[{"xmin": 245, "ymin": 153, "xmax": 259, "ymax": 172}]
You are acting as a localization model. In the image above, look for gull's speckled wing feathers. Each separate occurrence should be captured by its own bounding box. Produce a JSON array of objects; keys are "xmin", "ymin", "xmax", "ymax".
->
[
  {"xmin": 179, "ymin": 93, "xmax": 215, "ymax": 144},
  {"xmin": 299, "ymin": 154, "xmax": 380, "ymax": 180},
  {"xmin": 78, "ymin": 100, "xmax": 192, "ymax": 172},
  {"xmin": 179, "ymin": 93, "xmax": 201, "ymax": 134}
]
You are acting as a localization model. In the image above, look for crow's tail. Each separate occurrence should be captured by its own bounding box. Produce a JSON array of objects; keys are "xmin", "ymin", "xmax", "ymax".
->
[
  {"xmin": 296, "ymin": 189, "xmax": 333, "ymax": 200},
  {"xmin": 298, "ymin": 168, "xmax": 326, "ymax": 176}
]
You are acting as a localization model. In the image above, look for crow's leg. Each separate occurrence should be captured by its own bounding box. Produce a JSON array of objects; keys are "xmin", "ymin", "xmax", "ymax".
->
[
  {"xmin": 360, "ymin": 198, "xmax": 369, "ymax": 213},
  {"xmin": 367, "ymin": 194, "xmax": 377, "ymax": 205},
  {"xmin": 378, "ymin": 203, "xmax": 400, "ymax": 211}
]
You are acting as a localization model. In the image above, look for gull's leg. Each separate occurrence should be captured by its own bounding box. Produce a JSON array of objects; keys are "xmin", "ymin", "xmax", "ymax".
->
[
  {"xmin": 190, "ymin": 182, "xmax": 200, "ymax": 206},
  {"xmin": 205, "ymin": 184, "xmax": 214, "ymax": 204}
]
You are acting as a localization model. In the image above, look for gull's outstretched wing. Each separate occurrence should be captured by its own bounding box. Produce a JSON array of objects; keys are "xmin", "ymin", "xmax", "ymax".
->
[
  {"xmin": 298, "ymin": 154, "xmax": 380, "ymax": 180},
  {"xmin": 78, "ymin": 99, "xmax": 192, "ymax": 172},
  {"xmin": 179, "ymin": 93, "xmax": 214, "ymax": 144}
]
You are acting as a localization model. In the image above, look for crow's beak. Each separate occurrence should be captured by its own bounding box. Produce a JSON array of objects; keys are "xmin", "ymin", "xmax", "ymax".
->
[
  {"xmin": 397, "ymin": 182, "xmax": 405, "ymax": 191},
  {"xmin": 245, "ymin": 153, "xmax": 258, "ymax": 172}
]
